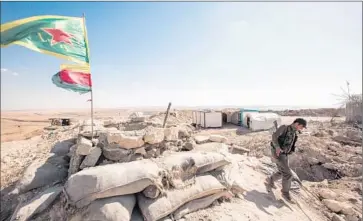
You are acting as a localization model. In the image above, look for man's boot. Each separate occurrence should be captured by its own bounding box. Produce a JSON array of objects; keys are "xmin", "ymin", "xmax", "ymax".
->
[
  {"xmin": 265, "ymin": 177, "xmax": 276, "ymax": 192},
  {"xmin": 281, "ymin": 191, "xmax": 295, "ymax": 203}
]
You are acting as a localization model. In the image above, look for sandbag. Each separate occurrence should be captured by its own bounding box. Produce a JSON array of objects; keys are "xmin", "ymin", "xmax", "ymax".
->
[
  {"xmin": 158, "ymin": 152, "xmax": 230, "ymax": 189},
  {"xmin": 173, "ymin": 190, "xmax": 231, "ymax": 219},
  {"xmin": 64, "ymin": 160, "xmax": 163, "ymax": 208},
  {"xmin": 50, "ymin": 139, "xmax": 76, "ymax": 156},
  {"xmin": 81, "ymin": 195, "xmax": 136, "ymax": 221},
  {"xmin": 138, "ymin": 175, "xmax": 225, "ymax": 221},
  {"xmin": 210, "ymin": 160, "xmax": 246, "ymax": 194},
  {"xmin": 11, "ymin": 155, "xmax": 68, "ymax": 194}
]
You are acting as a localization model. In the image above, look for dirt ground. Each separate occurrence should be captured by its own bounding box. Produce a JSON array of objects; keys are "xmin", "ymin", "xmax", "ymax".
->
[{"xmin": 0, "ymin": 109, "xmax": 361, "ymax": 221}]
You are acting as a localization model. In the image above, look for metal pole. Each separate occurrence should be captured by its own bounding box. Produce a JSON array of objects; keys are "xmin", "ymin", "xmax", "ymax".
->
[
  {"xmin": 163, "ymin": 102, "xmax": 172, "ymax": 128},
  {"xmin": 82, "ymin": 13, "xmax": 94, "ymax": 139}
]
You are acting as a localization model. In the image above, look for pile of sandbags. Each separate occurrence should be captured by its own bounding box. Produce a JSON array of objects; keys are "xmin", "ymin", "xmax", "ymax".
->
[{"xmin": 63, "ymin": 150, "xmax": 246, "ymax": 221}]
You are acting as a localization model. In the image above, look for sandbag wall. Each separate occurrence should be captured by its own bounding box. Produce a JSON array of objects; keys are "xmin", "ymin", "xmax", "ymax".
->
[
  {"xmin": 64, "ymin": 150, "xmax": 246, "ymax": 221},
  {"xmin": 8, "ymin": 119, "xmax": 246, "ymax": 221}
]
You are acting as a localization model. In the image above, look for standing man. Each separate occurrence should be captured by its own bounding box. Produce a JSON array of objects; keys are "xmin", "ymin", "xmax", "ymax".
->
[{"xmin": 265, "ymin": 118, "xmax": 307, "ymax": 201}]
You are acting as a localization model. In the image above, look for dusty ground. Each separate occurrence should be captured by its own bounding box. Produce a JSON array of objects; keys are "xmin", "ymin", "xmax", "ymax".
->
[{"xmin": 0, "ymin": 109, "xmax": 361, "ymax": 221}]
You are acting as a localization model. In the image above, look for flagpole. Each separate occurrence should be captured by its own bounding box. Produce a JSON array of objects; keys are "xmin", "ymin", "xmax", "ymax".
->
[{"xmin": 82, "ymin": 13, "xmax": 94, "ymax": 140}]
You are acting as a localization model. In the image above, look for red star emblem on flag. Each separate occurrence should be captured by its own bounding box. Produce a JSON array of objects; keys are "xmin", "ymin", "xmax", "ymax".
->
[{"xmin": 42, "ymin": 28, "xmax": 73, "ymax": 46}]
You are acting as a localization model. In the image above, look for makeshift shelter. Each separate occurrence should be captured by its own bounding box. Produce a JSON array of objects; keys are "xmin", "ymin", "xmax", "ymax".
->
[
  {"xmin": 242, "ymin": 112, "xmax": 281, "ymax": 131},
  {"xmin": 240, "ymin": 109, "xmax": 259, "ymax": 126},
  {"xmin": 192, "ymin": 110, "xmax": 223, "ymax": 128}
]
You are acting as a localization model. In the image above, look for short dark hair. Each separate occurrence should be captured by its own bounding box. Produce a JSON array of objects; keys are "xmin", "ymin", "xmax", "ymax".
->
[{"xmin": 293, "ymin": 118, "xmax": 307, "ymax": 128}]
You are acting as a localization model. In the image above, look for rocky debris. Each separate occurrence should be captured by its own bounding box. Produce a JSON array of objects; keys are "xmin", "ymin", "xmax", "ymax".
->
[
  {"xmin": 69, "ymin": 145, "xmax": 84, "ymax": 177},
  {"xmin": 80, "ymin": 147, "xmax": 102, "ymax": 169},
  {"xmin": 209, "ymin": 135, "xmax": 228, "ymax": 143},
  {"xmin": 331, "ymin": 214, "xmax": 345, "ymax": 221},
  {"xmin": 164, "ymin": 127, "xmax": 179, "ymax": 141},
  {"xmin": 183, "ymin": 140, "xmax": 196, "ymax": 151},
  {"xmin": 322, "ymin": 199, "xmax": 355, "ymax": 215},
  {"xmin": 318, "ymin": 189, "xmax": 338, "ymax": 200},
  {"xmin": 76, "ymin": 136, "xmax": 94, "ymax": 155},
  {"xmin": 106, "ymin": 131, "xmax": 145, "ymax": 149},
  {"xmin": 230, "ymin": 145, "xmax": 250, "ymax": 155},
  {"xmin": 194, "ymin": 135, "xmax": 210, "ymax": 144},
  {"xmin": 102, "ymin": 144, "xmax": 132, "ymax": 161},
  {"xmin": 129, "ymin": 112, "xmax": 145, "ymax": 123},
  {"xmin": 10, "ymin": 186, "xmax": 62, "ymax": 221},
  {"xmin": 144, "ymin": 127, "xmax": 164, "ymax": 144}
]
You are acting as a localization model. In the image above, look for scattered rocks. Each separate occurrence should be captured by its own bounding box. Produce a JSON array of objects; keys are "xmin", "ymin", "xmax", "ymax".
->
[
  {"xmin": 183, "ymin": 141, "xmax": 196, "ymax": 151},
  {"xmin": 164, "ymin": 127, "xmax": 179, "ymax": 141},
  {"xmin": 80, "ymin": 147, "xmax": 102, "ymax": 169},
  {"xmin": 144, "ymin": 127, "xmax": 165, "ymax": 144},
  {"xmin": 209, "ymin": 135, "xmax": 228, "ymax": 143},
  {"xmin": 107, "ymin": 131, "xmax": 145, "ymax": 149},
  {"xmin": 322, "ymin": 199, "xmax": 355, "ymax": 215},
  {"xmin": 76, "ymin": 136, "xmax": 94, "ymax": 155},
  {"xmin": 10, "ymin": 186, "xmax": 62, "ymax": 221},
  {"xmin": 194, "ymin": 135, "xmax": 210, "ymax": 144},
  {"xmin": 102, "ymin": 144, "xmax": 132, "ymax": 161},
  {"xmin": 319, "ymin": 189, "xmax": 338, "ymax": 200},
  {"xmin": 322, "ymin": 199, "xmax": 342, "ymax": 213},
  {"xmin": 331, "ymin": 214, "xmax": 345, "ymax": 221}
]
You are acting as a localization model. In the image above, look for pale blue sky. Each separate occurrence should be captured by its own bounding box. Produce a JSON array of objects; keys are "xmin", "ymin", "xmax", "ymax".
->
[{"xmin": 1, "ymin": 2, "xmax": 362, "ymax": 110}]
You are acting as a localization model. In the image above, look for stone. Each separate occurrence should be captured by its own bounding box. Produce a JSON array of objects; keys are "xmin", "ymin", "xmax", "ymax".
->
[
  {"xmin": 164, "ymin": 127, "xmax": 179, "ymax": 141},
  {"xmin": 134, "ymin": 147, "xmax": 147, "ymax": 156},
  {"xmin": 307, "ymin": 157, "xmax": 320, "ymax": 165},
  {"xmin": 345, "ymin": 215, "xmax": 360, "ymax": 221},
  {"xmin": 209, "ymin": 135, "xmax": 228, "ymax": 143},
  {"xmin": 79, "ymin": 125, "xmax": 105, "ymax": 138},
  {"xmin": 194, "ymin": 143, "xmax": 230, "ymax": 154},
  {"xmin": 194, "ymin": 135, "xmax": 210, "ymax": 144},
  {"xmin": 103, "ymin": 144, "xmax": 132, "ymax": 161},
  {"xmin": 130, "ymin": 153, "xmax": 144, "ymax": 161},
  {"xmin": 176, "ymin": 140, "xmax": 183, "ymax": 147},
  {"xmin": 69, "ymin": 147, "xmax": 85, "ymax": 176},
  {"xmin": 323, "ymin": 163, "xmax": 337, "ymax": 170},
  {"xmin": 178, "ymin": 127, "xmax": 191, "ymax": 139},
  {"xmin": 107, "ymin": 131, "xmax": 144, "ymax": 149},
  {"xmin": 230, "ymin": 145, "xmax": 250, "ymax": 155},
  {"xmin": 183, "ymin": 141, "xmax": 196, "ymax": 151},
  {"xmin": 10, "ymin": 186, "xmax": 62, "ymax": 221},
  {"xmin": 331, "ymin": 214, "xmax": 345, "ymax": 221},
  {"xmin": 144, "ymin": 127, "xmax": 165, "ymax": 144},
  {"xmin": 50, "ymin": 139, "xmax": 75, "ymax": 156},
  {"xmin": 80, "ymin": 147, "xmax": 102, "ymax": 169},
  {"xmin": 76, "ymin": 136, "xmax": 94, "ymax": 155},
  {"xmin": 322, "ymin": 199, "xmax": 344, "ymax": 213},
  {"xmin": 145, "ymin": 148, "xmax": 160, "ymax": 159},
  {"xmin": 340, "ymin": 203, "xmax": 355, "ymax": 215},
  {"xmin": 319, "ymin": 189, "xmax": 338, "ymax": 200}
]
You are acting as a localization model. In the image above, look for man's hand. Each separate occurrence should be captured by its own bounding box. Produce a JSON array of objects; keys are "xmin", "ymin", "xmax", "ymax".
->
[{"xmin": 275, "ymin": 148, "xmax": 281, "ymax": 158}]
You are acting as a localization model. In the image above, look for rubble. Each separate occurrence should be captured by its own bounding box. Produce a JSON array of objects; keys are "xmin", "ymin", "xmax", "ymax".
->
[{"xmin": 2, "ymin": 111, "xmax": 362, "ymax": 221}]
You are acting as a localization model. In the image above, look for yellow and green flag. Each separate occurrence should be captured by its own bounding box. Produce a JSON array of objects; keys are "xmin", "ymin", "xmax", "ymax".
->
[{"xmin": 1, "ymin": 15, "xmax": 89, "ymax": 64}]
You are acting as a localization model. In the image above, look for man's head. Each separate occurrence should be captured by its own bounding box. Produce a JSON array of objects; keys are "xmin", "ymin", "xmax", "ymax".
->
[{"xmin": 292, "ymin": 118, "xmax": 307, "ymax": 131}]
